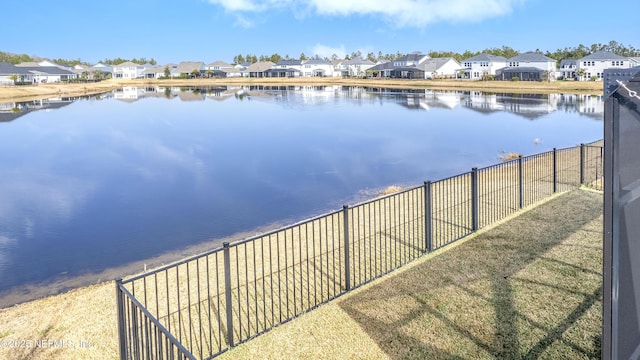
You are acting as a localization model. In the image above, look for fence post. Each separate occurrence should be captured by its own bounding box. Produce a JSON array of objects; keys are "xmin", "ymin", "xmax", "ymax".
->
[
  {"xmin": 579, "ymin": 143, "xmax": 585, "ymax": 185},
  {"xmin": 553, "ymin": 148, "xmax": 557, "ymax": 193},
  {"xmin": 471, "ymin": 168, "xmax": 479, "ymax": 231},
  {"xmin": 115, "ymin": 278, "xmax": 127, "ymax": 360},
  {"xmin": 424, "ymin": 181, "xmax": 432, "ymax": 252},
  {"xmin": 343, "ymin": 205, "xmax": 351, "ymax": 291},
  {"xmin": 223, "ymin": 242, "xmax": 234, "ymax": 348},
  {"xmin": 518, "ymin": 156, "xmax": 524, "ymax": 209}
]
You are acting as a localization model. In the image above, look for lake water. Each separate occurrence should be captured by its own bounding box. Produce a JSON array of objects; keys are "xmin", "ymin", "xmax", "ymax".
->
[{"xmin": 0, "ymin": 86, "xmax": 603, "ymax": 306}]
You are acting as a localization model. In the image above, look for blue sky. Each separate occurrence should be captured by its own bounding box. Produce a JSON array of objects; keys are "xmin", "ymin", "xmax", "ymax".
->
[{"xmin": 4, "ymin": 0, "xmax": 639, "ymax": 64}]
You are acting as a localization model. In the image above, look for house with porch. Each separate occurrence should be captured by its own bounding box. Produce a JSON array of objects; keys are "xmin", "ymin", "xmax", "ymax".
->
[
  {"xmin": 265, "ymin": 60, "xmax": 303, "ymax": 78},
  {"xmin": 496, "ymin": 52, "xmax": 557, "ymax": 81},
  {"xmin": 301, "ymin": 59, "xmax": 334, "ymax": 77},
  {"xmin": 575, "ymin": 51, "xmax": 633, "ymax": 81},
  {"xmin": 0, "ymin": 62, "xmax": 33, "ymax": 84},
  {"xmin": 393, "ymin": 52, "xmax": 431, "ymax": 67},
  {"xmin": 112, "ymin": 62, "xmax": 149, "ymax": 79},
  {"xmin": 341, "ymin": 57, "xmax": 375, "ymax": 77},
  {"xmin": 172, "ymin": 62, "xmax": 205, "ymax": 78},
  {"xmin": 461, "ymin": 54, "xmax": 508, "ymax": 80},
  {"xmin": 206, "ymin": 61, "xmax": 236, "ymax": 77},
  {"xmin": 419, "ymin": 58, "xmax": 462, "ymax": 79},
  {"xmin": 559, "ymin": 60, "xmax": 577, "ymax": 80},
  {"xmin": 243, "ymin": 61, "xmax": 275, "ymax": 77}
]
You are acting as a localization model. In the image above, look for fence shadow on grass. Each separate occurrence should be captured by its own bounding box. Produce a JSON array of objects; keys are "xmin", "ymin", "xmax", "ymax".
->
[{"xmin": 337, "ymin": 189, "xmax": 603, "ymax": 359}]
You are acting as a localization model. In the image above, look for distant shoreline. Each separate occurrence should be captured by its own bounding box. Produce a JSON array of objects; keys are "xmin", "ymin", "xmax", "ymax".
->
[{"xmin": 0, "ymin": 77, "xmax": 604, "ymax": 102}]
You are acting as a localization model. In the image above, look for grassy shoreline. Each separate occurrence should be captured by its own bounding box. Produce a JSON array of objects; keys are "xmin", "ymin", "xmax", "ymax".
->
[
  {"xmin": 0, "ymin": 77, "xmax": 604, "ymax": 102},
  {"xmin": 0, "ymin": 189, "xmax": 603, "ymax": 359}
]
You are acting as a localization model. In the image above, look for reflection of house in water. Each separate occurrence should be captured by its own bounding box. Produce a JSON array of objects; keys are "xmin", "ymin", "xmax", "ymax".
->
[
  {"xmin": 463, "ymin": 92, "xmax": 559, "ymax": 120},
  {"xmin": 113, "ymin": 87, "xmax": 147, "ymax": 102},
  {"xmin": 0, "ymin": 95, "xmax": 109, "ymax": 122},
  {"xmin": 555, "ymin": 94, "xmax": 604, "ymax": 120}
]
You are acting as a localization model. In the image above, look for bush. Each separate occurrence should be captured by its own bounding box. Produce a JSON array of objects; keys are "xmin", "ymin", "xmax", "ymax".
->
[{"xmin": 511, "ymin": 77, "xmax": 519, "ymax": 81}]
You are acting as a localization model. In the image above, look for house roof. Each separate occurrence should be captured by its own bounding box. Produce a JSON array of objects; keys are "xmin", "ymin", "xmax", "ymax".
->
[
  {"xmin": 15, "ymin": 62, "xmax": 41, "ymax": 67},
  {"xmin": 19, "ymin": 66, "xmax": 75, "ymax": 75},
  {"xmin": 175, "ymin": 62, "xmax": 205, "ymax": 74},
  {"xmin": 207, "ymin": 60, "xmax": 232, "ymax": 67},
  {"xmin": 498, "ymin": 66, "xmax": 545, "ymax": 73},
  {"xmin": 580, "ymin": 51, "xmax": 627, "ymax": 61},
  {"xmin": 462, "ymin": 53, "xmax": 508, "ymax": 62},
  {"xmin": 276, "ymin": 59, "xmax": 303, "ymax": 66},
  {"xmin": 396, "ymin": 52, "xmax": 429, "ymax": 62},
  {"xmin": 0, "ymin": 62, "xmax": 29, "ymax": 75},
  {"xmin": 113, "ymin": 61, "xmax": 141, "ymax": 67},
  {"xmin": 303, "ymin": 59, "xmax": 331, "ymax": 65},
  {"xmin": 368, "ymin": 62, "xmax": 396, "ymax": 71},
  {"xmin": 508, "ymin": 52, "xmax": 555, "ymax": 62},
  {"xmin": 245, "ymin": 61, "xmax": 275, "ymax": 72},
  {"xmin": 343, "ymin": 57, "xmax": 375, "ymax": 65},
  {"xmin": 560, "ymin": 59, "xmax": 577, "ymax": 67},
  {"xmin": 419, "ymin": 58, "xmax": 460, "ymax": 72}
]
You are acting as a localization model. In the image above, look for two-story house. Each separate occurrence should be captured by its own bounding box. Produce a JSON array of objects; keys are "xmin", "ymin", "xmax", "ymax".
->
[
  {"xmin": 112, "ymin": 62, "xmax": 149, "ymax": 79},
  {"xmin": 559, "ymin": 60, "xmax": 577, "ymax": 80},
  {"xmin": 341, "ymin": 57, "xmax": 375, "ymax": 77},
  {"xmin": 206, "ymin": 61, "xmax": 238, "ymax": 77},
  {"xmin": 496, "ymin": 52, "xmax": 557, "ymax": 81},
  {"xmin": 266, "ymin": 59, "xmax": 303, "ymax": 77},
  {"xmin": 576, "ymin": 51, "xmax": 633, "ymax": 81},
  {"xmin": 301, "ymin": 59, "xmax": 334, "ymax": 77},
  {"xmin": 461, "ymin": 54, "xmax": 508, "ymax": 80}
]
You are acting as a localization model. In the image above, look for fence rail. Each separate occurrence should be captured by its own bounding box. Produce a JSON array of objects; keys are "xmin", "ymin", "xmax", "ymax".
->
[{"xmin": 116, "ymin": 142, "xmax": 604, "ymax": 359}]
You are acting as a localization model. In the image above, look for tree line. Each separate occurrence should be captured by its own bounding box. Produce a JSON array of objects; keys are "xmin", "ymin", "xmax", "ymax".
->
[{"xmin": 1, "ymin": 41, "xmax": 638, "ymax": 66}]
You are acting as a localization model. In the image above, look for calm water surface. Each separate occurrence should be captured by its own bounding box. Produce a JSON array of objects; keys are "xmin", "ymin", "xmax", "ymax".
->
[{"xmin": 0, "ymin": 86, "xmax": 603, "ymax": 306}]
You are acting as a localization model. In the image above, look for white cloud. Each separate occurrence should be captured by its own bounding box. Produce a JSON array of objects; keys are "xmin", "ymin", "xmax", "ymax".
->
[
  {"xmin": 208, "ymin": 0, "xmax": 523, "ymax": 27},
  {"xmin": 311, "ymin": 44, "xmax": 347, "ymax": 59}
]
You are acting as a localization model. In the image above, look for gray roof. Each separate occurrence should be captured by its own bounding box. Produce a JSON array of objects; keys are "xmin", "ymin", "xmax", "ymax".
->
[
  {"xmin": 303, "ymin": 59, "xmax": 331, "ymax": 65},
  {"xmin": 0, "ymin": 62, "xmax": 30, "ymax": 75},
  {"xmin": 560, "ymin": 59, "xmax": 577, "ymax": 67},
  {"xmin": 17, "ymin": 66, "xmax": 75, "ymax": 75},
  {"xmin": 396, "ymin": 52, "xmax": 429, "ymax": 62},
  {"xmin": 580, "ymin": 51, "xmax": 627, "ymax": 61},
  {"xmin": 343, "ymin": 57, "xmax": 375, "ymax": 65},
  {"xmin": 508, "ymin": 51, "xmax": 555, "ymax": 62},
  {"xmin": 207, "ymin": 60, "xmax": 232, "ymax": 67},
  {"xmin": 462, "ymin": 53, "xmax": 508, "ymax": 62},
  {"xmin": 419, "ymin": 58, "xmax": 460, "ymax": 72},
  {"xmin": 369, "ymin": 61, "xmax": 396, "ymax": 71},
  {"xmin": 276, "ymin": 59, "xmax": 303, "ymax": 66}
]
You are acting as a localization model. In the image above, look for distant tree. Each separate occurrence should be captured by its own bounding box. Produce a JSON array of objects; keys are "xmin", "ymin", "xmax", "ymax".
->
[
  {"xmin": 299, "ymin": 52, "xmax": 307, "ymax": 60},
  {"xmin": 9, "ymin": 74, "xmax": 18, "ymax": 84},
  {"xmin": 366, "ymin": 52, "xmax": 376, "ymax": 62},
  {"xmin": 205, "ymin": 69, "xmax": 214, "ymax": 78},
  {"xmin": 233, "ymin": 54, "xmax": 245, "ymax": 65},
  {"xmin": 190, "ymin": 69, "xmax": 200, "ymax": 78},
  {"xmin": 331, "ymin": 53, "xmax": 339, "ymax": 61},
  {"xmin": 0, "ymin": 51, "xmax": 33, "ymax": 64},
  {"xmin": 575, "ymin": 68, "xmax": 586, "ymax": 81},
  {"xmin": 163, "ymin": 66, "xmax": 171, "ymax": 78}
]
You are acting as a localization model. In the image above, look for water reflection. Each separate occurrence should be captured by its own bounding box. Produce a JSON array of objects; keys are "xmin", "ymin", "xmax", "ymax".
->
[{"xmin": 0, "ymin": 86, "xmax": 603, "ymax": 307}]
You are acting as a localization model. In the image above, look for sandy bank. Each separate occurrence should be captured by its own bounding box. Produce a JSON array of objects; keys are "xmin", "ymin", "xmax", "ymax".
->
[{"xmin": 0, "ymin": 77, "xmax": 604, "ymax": 102}]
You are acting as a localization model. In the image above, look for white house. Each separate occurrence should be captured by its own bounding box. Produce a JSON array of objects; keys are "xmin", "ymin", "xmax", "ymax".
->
[
  {"xmin": 576, "ymin": 51, "xmax": 633, "ymax": 81},
  {"xmin": 559, "ymin": 60, "xmax": 577, "ymax": 80},
  {"xmin": 266, "ymin": 59, "xmax": 303, "ymax": 77},
  {"xmin": 341, "ymin": 57, "xmax": 375, "ymax": 77},
  {"xmin": 496, "ymin": 52, "xmax": 557, "ymax": 81},
  {"xmin": 461, "ymin": 54, "xmax": 508, "ymax": 80},
  {"xmin": 112, "ymin": 61, "xmax": 148, "ymax": 79},
  {"xmin": 301, "ymin": 59, "xmax": 334, "ymax": 77},
  {"xmin": 419, "ymin": 58, "xmax": 462, "ymax": 79}
]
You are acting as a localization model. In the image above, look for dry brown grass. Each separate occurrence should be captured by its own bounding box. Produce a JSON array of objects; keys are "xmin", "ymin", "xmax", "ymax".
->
[{"xmin": 0, "ymin": 77, "xmax": 603, "ymax": 102}]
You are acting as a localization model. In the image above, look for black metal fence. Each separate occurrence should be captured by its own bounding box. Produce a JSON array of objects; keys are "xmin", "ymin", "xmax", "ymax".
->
[{"xmin": 116, "ymin": 142, "xmax": 604, "ymax": 359}]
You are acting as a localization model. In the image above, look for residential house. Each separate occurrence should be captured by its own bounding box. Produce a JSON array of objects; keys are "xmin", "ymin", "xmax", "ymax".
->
[
  {"xmin": 206, "ymin": 61, "xmax": 235, "ymax": 77},
  {"xmin": 367, "ymin": 61, "xmax": 395, "ymax": 78},
  {"xmin": 243, "ymin": 61, "xmax": 275, "ymax": 78},
  {"xmin": 576, "ymin": 51, "xmax": 633, "ymax": 81},
  {"xmin": 341, "ymin": 57, "xmax": 375, "ymax": 77},
  {"xmin": 496, "ymin": 52, "xmax": 557, "ymax": 81},
  {"xmin": 0, "ymin": 62, "xmax": 33, "ymax": 84},
  {"xmin": 14, "ymin": 64, "xmax": 75, "ymax": 83},
  {"xmin": 112, "ymin": 61, "xmax": 148, "ymax": 79},
  {"xmin": 172, "ymin": 62, "xmax": 205, "ymax": 78},
  {"xmin": 300, "ymin": 59, "xmax": 334, "ymax": 77},
  {"xmin": 141, "ymin": 66, "xmax": 168, "ymax": 79},
  {"xmin": 461, "ymin": 54, "xmax": 508, "ymax": 80},
  {"xmin": 266, "ymin": 59, "xmax": 303, "ymax": 78},
  {"xmin": 419, "ymin": 58, "xmax": 462, "ymax": 79},
  {"xmin": 559, "ymin": 60, "xmax": 577, "ymax": 80}
]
